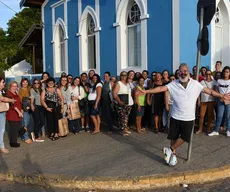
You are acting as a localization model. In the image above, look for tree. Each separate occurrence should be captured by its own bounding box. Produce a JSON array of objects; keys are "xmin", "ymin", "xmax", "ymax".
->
[{"xmin": 0, "ymin": 8, "xmax": 41, "ymax": 74}]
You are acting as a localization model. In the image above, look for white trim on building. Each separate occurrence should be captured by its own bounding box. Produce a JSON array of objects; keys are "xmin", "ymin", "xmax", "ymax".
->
[
  {"xmin": 172, "ymin": 0, "xmax": 180, "ymax": 71},
  {"xmin": 52, "ymin": 18, "xmax": 68, "ymax": 77},
  {"xmin": 211, "ymin": 0, "xmax": 230, "ymax": 70},
  {"xmin": 77, "ymin": 6, "xmax": 101, "ymax": 74},
  {"xmin": 41, "ymin": 0, "xmax": 50, "ymax": 72},
  {"xmin": 113, "ymin": 0, "xmax": 149, "ymax": 75}
]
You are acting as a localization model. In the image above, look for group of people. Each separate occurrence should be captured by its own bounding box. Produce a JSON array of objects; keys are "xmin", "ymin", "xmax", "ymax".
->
[{"xmin": 0, "ymin": 61, "xmax": 230, "ymax": 167}]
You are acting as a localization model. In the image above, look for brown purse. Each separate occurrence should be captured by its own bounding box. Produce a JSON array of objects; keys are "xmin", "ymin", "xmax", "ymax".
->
[
  {"xmin": 0, "ymin": 102, "xmax": 9, "ymax": 112},
  {"xmin": 67, "ymin": 102, "xmax": 81, "ymax": 120},
  {"xmin": 58, "ymin": 118, "xmax": 69, "ymax": 136}
]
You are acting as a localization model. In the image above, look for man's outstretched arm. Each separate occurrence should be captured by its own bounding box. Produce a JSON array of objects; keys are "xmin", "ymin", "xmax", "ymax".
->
[
  {"xmin": 144, "ymin": 85, "xmax": 169, "ymax": 94},
  {"xmin": 203, "ymin": 87, "xmax": 228, "ymax": 100}
]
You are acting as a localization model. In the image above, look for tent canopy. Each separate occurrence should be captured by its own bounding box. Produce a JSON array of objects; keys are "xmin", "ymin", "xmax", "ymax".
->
[{"xmin": 4, "ymin": 60, "xmax": 33, "ymax": 77}]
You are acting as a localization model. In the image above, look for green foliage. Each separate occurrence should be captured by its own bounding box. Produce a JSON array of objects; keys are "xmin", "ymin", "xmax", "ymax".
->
[{"xmin": 0, "ymin": 8, "xmax": 41, "ymax": 74}]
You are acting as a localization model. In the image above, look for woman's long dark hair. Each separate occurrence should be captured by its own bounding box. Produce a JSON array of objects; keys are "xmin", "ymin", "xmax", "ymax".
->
[
  {"xmin": 32, "ymin": 78, "xmax": 42, "ymax": 93},
  {"xmin": 58, "ymin": 76, "xmax": 68, "ymax": 91},
  {"xmin": 20, "ymin": 78, "xmax": 30, "ymax": 88},
  {"xmin": 41, "ymin": 72, "xmax": 50, "ymax": 81},
  {"xmin": 221, "ymin": 66, "xmax": 230, "ymax": 79},
  {"xmin": 92, "ymin": 74, "xmax": 103, "ymax": 92}
]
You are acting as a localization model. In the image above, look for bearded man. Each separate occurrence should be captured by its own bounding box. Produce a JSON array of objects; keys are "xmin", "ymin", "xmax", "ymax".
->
[{"xmin": 142, "ymin": 63, "xmax": 229, "ymax": 166}]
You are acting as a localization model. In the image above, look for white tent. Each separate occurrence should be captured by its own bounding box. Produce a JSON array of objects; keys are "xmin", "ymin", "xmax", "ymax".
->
[{"xmin": 4, "ymin": 60, "xmax": 33, "ymax": 77}]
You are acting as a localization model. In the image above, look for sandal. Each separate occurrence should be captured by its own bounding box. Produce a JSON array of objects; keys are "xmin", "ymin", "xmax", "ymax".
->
[
  {"xmin": 25, "ymin": 139, "xmax": 33, "ymax": 144},
  {"xmin": 91, "ymin": 131, "xmax": 100, "ymax": 135},
  {"xmin": 196, "ymin": 130, "xmax": 202, "ymax": 135},
  {"xmin": 0, "ymin": 148, "xmax": 9, "ymax": 153}
]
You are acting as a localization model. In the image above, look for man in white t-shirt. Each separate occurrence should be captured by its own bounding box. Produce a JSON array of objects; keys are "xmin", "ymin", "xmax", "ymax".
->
[{"xmin": 143, "ymin": 63, "xmax": 229, "ymax": 166}]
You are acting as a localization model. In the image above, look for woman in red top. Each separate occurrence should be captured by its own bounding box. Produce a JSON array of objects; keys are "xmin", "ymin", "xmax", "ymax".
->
[{"xmin": 6, "ymin": 81, "xmax": 23, "ymax": 148}]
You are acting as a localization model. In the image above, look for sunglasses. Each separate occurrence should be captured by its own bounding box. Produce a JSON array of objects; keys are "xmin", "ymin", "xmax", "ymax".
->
[{"xmin": 34, "ymin": 82, "xmax": 39, "ymax": 84}]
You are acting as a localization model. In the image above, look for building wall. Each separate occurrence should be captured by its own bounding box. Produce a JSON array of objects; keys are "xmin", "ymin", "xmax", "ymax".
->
[
  {"xmin": 179, "ymin": 0, "xmax": 211, "ymax": 71},
  {"xmin": 147, "ymin": 0, "xmax": 173, "ymax": 73},
  {"xmin": 67, "ymin": 1, "xmax": 79, "ymax": 76},
  {"xmin": 43, "ymin": 0, "xmax": 174, "ymax": 76},
  {"xmin": 99, "ymin": 0, "xmax": 117, "ymax": 76}
]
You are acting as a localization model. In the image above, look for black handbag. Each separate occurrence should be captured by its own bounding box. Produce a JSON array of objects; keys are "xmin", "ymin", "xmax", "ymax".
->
[
  {"xmin": 78, "ymin": 98, "xmax": 87, "ymax": 108},
  {"xmin": 118, "ymin": 94, "xmax": 129, "ymax": 105},
  {"xmin": 22, "ymin": 97, "xmax": 31, "ymax": 112}
]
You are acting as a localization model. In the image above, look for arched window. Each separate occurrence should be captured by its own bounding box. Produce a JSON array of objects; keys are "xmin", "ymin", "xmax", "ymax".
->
[
  {"xmin": 59, "ymin": 25, "xmax": 65, "ymax": 72},
  {"xmin": 88, "ymin": 14, "xmax": 96, "ymax": 69},
  {"xmin": 53, "ymin": 18, "xmax": 67, "ymax": 75},
  {"xmin": 127, "ymin": 2, "xmax": 141, "ymax": 67},
  {"xmin": 114, "ymin": 0, "xmax": 148, "ymax": 75},
  {"xmin": 78, "ymin": 6, "xmax": 100, "ymax": 74}
]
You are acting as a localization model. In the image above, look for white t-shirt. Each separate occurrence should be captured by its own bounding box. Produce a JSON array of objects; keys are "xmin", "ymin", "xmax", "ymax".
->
[
  {"xmin": 217, "ymin": 79, "xmax": 230, "ymax": 94},
  {"xmin": 68, "ymin": 86, "xmax": 85, "ymax": 104},
  {"xmin": 200, "ymin": 80, "xmax": 216, "ymax": 102},
  {"xmin": 166, "ymin": 79, "xmax": 204, "ymax": 121},
  {"xmin": 117, "ymin": 81, "xmax": 134, "ymax": 106},
  {"xmin": 88, "ymin": 83, "xmax": 103, "ymax": 101}
]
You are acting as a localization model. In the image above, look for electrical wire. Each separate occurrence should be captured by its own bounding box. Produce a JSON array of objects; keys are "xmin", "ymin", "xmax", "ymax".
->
[{"xmin": 0, "ymin": 0, "xmax": 18, "ymax": 13}]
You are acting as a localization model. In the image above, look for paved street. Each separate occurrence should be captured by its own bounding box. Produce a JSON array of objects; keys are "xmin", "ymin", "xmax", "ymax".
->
[{"xmin": 0, "ymin": 127, "xmax": 230, "ymax": 178}]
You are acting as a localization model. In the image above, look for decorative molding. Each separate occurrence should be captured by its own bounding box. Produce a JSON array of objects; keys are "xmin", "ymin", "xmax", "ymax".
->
[
  {"xmin": 78, "ymin": 6, "xmax": 101, "ymax": 74},
  {"xmin": 114, "ymin": 0, "xmax": 148, "ymax": 26},
  {"xmin": 78, "ymin": 6, "xmax": 101, "ymax": 36},
  {"xmin": 211, "ymin": 0, "xmax": 230, "ymax": 70},
  {"xmin": 115, "ymin": 0, "xmax": 148, "ymax": 75},
  {"xmin": 52, "ymin": 18, "xmax": 68, "ymax": 42}
]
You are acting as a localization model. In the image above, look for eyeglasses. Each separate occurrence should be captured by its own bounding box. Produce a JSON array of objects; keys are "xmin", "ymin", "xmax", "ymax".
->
[
  {"xmin": 34, "ymin": 82, "xmax": 39, "ymax": 84},
  {"xmin": 68, "ymin": 77, "xmax": 73, "ymax": 80},
  {"xmin": 152, "ymin": 74, "xmax": 156, "ymax": 76},
  {"xmin": 180, "ymin": 70, "xmax": 188, "ymax": 73}
]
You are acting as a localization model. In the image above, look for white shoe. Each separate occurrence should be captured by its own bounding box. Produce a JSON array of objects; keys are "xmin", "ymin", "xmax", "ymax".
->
[
  {"xmin": 227, "ymin": 131, "xmax": 230, "ymax": 137},
  {"xmin": 169, "ymin": 154, "xmax": 177, "ymax": 166},
  {"xmin": 163, "ymin": 147, "xmax": 172, "ymax": 164},
  {"xmin": 35, "ymin": 138, "xmax": 44, "ymax": 142},
  {"xmin": 208, "ymin": 131, "xmax": 219, "ymax": 136}
]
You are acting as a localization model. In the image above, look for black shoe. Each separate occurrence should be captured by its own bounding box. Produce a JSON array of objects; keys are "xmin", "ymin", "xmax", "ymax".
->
[{"xmin": 10, "ymin": 143, "xmax": 20, "ymax": 148}]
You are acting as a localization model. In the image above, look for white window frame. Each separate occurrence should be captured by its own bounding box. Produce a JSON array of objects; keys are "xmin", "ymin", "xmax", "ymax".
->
[
  {"xmin": 77, "ymin": 6, "xmax": 101, "ymax": 75},
  {"xmin": 113, "ymin": 0, "xmax": 149, "ymax": 75},
  {"xmin": 52, "ymin": 18, "xmax": 68, "ymax": 77},
  {"xmin": 211, "ymin": 0, "xmax": 230, "ymax": 70}
]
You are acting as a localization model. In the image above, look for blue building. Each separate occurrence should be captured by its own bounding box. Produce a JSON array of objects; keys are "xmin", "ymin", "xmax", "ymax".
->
[{"xmin": 20, "ymin": 0, "xmax": 230, "ymax": 77}]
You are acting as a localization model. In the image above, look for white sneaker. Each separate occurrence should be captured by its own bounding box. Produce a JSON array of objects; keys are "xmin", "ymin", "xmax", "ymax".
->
[
  {"xmin": 163, "ymin": 147, "xmax": 172, "ymax": 164},
  {"xmin": 227, "ymin": 131, "xmax": 230, "ymax": 137},
  {"xmin": 169, "ymin": 154, "xmax": 177, "ymax": 166},
  {"xmin": 208, "ymin": 131, "xmax": 219, "ymax": 136}
]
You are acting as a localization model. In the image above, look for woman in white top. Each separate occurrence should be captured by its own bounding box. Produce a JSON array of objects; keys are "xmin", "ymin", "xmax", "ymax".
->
[
  {"xmin": 113, "ymin": 71, "xmax": 134, "ymax": 136},
  {"xmin": 88, "ymin": 74, "xmax": 102, "ymax": 135},
  {"xmin": 68, "ymin": 77, "xmax": 85, "ymax": 134},
  {"xmin": 209, "ymin": 66, "xmax": 230, "ymax": 137},
  {"xmin": 196, "ymin": 70, "xmax": 216, "ymax": 134}
]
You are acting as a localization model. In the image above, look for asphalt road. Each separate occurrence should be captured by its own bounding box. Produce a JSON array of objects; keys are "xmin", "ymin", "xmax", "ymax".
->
[{"xmin": 0, "ymin": 178, "xmax": 230, "ymax": 192}]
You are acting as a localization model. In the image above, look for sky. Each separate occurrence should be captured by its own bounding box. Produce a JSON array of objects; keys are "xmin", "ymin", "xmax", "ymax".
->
[{"xmin": 0, "ymin": 0, "xmax": 20, "ymax": 30}]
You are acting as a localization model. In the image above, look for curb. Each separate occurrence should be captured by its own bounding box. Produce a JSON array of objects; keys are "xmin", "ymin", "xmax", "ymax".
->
[{"xmin": 1, "ymin": 165, "xmax": 230, "ymax": 190}]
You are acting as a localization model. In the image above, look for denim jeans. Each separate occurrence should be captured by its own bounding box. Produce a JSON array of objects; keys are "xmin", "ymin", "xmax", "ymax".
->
[
  {"xmin": 215, "ymin": 99, "xmax": 230, "ymax": 132},
  {"xmin": 21, "ymin": 111, "xmax": 30, "ymax": 140},
  {"xmin": 0, "ymin": 112, "xmax": 6, "ymax": 148}
]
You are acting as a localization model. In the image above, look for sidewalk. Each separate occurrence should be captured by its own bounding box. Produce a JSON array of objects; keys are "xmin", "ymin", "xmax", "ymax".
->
[{"xmin": 0, "ymin": 128, "xmax": 230, "ymax": 190}]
